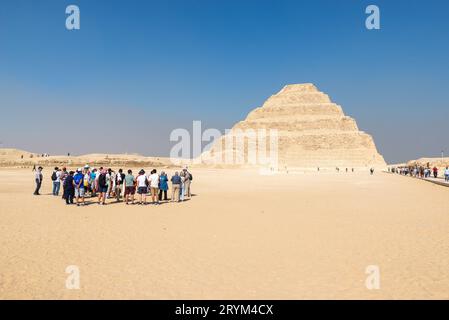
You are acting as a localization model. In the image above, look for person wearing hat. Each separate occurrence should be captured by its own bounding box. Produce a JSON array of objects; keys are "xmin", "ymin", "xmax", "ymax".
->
[
  {"xmin": 33, "ymin": 166, "xmax": 43, "ymax": 195},
  {"xmin": 136, "ymin": 169, "xmax": 148, "ymax": 205},
  {"xmin": 73, "ymin": 168, "xmax": 85, "ymax": 206}
]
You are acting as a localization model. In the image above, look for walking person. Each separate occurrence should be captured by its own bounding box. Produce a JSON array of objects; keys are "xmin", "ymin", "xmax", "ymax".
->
[
  {"xmin": 73, "ymin": 169, "xmax": 85, "ymax": 206},
  {"xmin": 63, "ymin": 171, "xmax": 75, "ymax": 205},
  {"xmin": 148, "ymin": 169, "xmax": 160, "ymax": 204},
  {"xmin": 444, "ymin": 167, "xmax": 449, "ymax": 182},
  {"xmin": 51, "ymin": 167, "xmax": 61, "ymax": 196},
  {"xmin": 124, "ymin": 169, "xmax": 136, "ymax": 205},
  {"xmin": 158, "ymin": 171, "xmax": 169, "ymax": 201},
  {"xmin": 136, "ymin": 169, "xmax": 148, "ymax": 205},
  {"xmin": 432, "ymin": 166, "xmax": 438, "ymax": 178},
  {"xmin": 34, "ymin": 166, "xmax": 43, "ymax": 195}
]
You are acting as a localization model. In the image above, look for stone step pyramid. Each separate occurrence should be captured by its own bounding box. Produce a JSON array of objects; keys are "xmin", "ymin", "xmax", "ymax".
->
[{"xmin": 201, "ymin": 84, "xmax": 386, "ymax": 168}]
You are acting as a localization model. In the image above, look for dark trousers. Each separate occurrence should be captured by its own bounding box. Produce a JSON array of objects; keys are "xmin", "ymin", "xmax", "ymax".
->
[
  {"xmin": 159, "ymin": 189, "xmax": 168, "ymax": 201},
  {"xmin": 65, "ymin": 189, "xmax": 74, "ymax": 204},
  {"xmin": 34, "ymin": 179, "xmax": 41, "ymax": 195}
]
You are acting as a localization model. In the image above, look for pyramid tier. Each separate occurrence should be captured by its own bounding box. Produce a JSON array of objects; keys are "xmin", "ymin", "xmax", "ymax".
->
[{"xmin": 246, "ymin": 103, "xmax": 344, "ymax": 120}]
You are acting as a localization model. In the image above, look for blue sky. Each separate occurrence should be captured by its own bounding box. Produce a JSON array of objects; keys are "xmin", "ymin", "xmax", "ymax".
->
[{"xmin": 0, "ymin": 0, "xmax": 448, "ymax": 163}]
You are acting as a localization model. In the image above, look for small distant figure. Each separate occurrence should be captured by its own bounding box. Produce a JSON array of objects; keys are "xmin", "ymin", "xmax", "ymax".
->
[
  {"xmin": 34, "ymin": 166, "xmax": 43, "ymax": 195},
  {"xmin": 67, "ymin": 152, "xmax": 71, "ymax": 157},
  {"xmin": 32, "ymin": 164, "xmax": 36, "ymax": 172},
  {"xmin": 336, "ymin": 167, "xmax": 340, "ymax": 172},
  {"xmin": 352, "ymin": 168, "xmax": 354, "ymax": 172},
  {"xmin": 317, "ymin": 167, "xmax": 320, "ymax": 172},
  {"xmin": 432, "ymin": 166, "xmax": 438, "ymax": 178},
  {"xmin": 21, "ymin": 154, "xmax": 23, "ymax": 159},
  {"xmin": 370, "ymin": 168, "xmax": 375, "ymax": 175},
  {"xmin": 444, "ymin": 167, "xmax": 449, "ymax": 182},
  {"xmin": 346, "ymin": 168, "xmax": 348, "ymax": 173}
]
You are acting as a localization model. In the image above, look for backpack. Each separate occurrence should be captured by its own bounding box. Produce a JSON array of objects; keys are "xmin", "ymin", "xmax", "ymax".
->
[
  {"xmin": 99, "ymin": 173, "xmax": 107, "ymax": 187},
  {"xmin": 51, "ymin": 171, "xmax": 57, "ymax": 181},
  {"xmin": 188, "ymin": 173, "xmax": 193, "ymax": 181}
]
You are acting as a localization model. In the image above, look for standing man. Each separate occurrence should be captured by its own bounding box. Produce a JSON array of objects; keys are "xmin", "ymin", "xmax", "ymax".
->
[
  {"xmin": 148, "ymin": 169, "xmax": 160, "ymax": 205},
  {"xmin": 34, "ymin": 166, "xmax": 43, "ymax": 195},
  {"xmin": 183, "ymin": 168, "xmax": 192, "ymax": 198},
  {"xmin": 64, "ymin": 171, "xmax": 75, "ymax": 205},
  {"xmin": 171, "ymin": 171, "xmax": 181, "ymax": 202},
  {"xmin": 115, "ymin": 169, "xmax": 125, "ymax": 202},
  {"xmin": 136, "ymin": 169, "xmax": 148, "ymax": 205},
  {"xmin": 124, "ymin": 169, "xmax": 136, "ymax": 205},
  {"xmin": 73, "ymin": 168, "xmax": 85, "ymax": 206},
  {"xmin": 51, "ymin": 167, "xmax": 61, "ymax": 196},
  {"xmin": 97, "ymin": 169, "xmax": 108, "ymax": 205}
]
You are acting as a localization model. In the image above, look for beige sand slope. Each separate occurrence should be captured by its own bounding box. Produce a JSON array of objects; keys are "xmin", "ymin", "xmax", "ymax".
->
[
  {"xmin": 1, "ymin": 168, "xmax": 448, "ymax": 299},
  {"xmin": 0, "ymin": 148, "xmax": 173, "ymax": 168},
  {"xmin": 202, "ymin": 84, "xmax": 386, "ymax": 169}
]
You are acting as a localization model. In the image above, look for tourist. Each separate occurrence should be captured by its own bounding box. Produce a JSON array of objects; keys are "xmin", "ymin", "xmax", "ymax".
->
[
  {"xmin": 34, "ymin": 166, "xmax": 43, "ymax": 195},
  {"xmin": 179, "ymin": 170, "xmax": 187, "ymax": 201},
  {"xmin": 171, "ymin": 171, "xmax": 181, "ymax": 202},
  {"xmin": 148, "ymin": 169, "xmax": 160, "ymax": 204},
  {"xmin": 83, "ymin": 167, "xmax": 91, "ymax": 195},
  {"xmin": 51, "ymin": 167, "xmax": 61, "ymax": 196},
  {"xmin": 63, "ymin": 171, "xmax": 75, "ymax": 205},
  {"xmin": 136, "ymin": 169, "xmax": 148, "ymax": 205},
  {"xmin": 158, "ymin": 171, "xmax": 169, "ymax": 201},
  {"xmin": 370, "ymin": 168, "xmax": 374, "ymax": 175},
  {"xmin": 106, "ymin": 169, "xmax": 113, "ymax": 198},
  {"xmin": 73, "ymin": 168, "xmax": 85, "ymax": 206},
  {"xmin": 90, "ymin": 168, "xmax": 97, "ymax": 196},
  {"xmin": 124, "ymin": 169, "xmax": 136, "ymax": 205},
  {"xmin": 444, "ymin": 167, "xmax": 449, "ymax": 182},
  {"xmin": 183, "ymin": 168, "xmax": 192, "ymax": 197},
  {"xmin": 432, "ymin": 166, "xmax": 438, "ymax": 178},
  {"xmin": 97, "ymin": 169, "xmax": 108, "ymax": 205},
  {"xmin": 115, "ymin": 169, "xmax": 125, "ymax": 202},
  {"xmin": 60, "ymin": 167, "xmax": 68, "ymax": 199}
]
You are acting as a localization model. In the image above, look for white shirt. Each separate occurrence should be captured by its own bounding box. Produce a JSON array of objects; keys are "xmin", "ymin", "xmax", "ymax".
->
[
  {"xmin": 55, "ymin": 170, "xmax": 61, "ymax": 183},
  {"xmin": 149, "ymin": 173, "xmax": 159, "ymax": 188},
  {"xmin": 137, "ymin": 175, "xmax": 147, "ymax": 187}
]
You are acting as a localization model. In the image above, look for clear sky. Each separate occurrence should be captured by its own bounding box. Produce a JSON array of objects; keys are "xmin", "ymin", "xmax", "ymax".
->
[{"xmin": 1, "ymin": 0, "xmax": 448, "ymax": 163}]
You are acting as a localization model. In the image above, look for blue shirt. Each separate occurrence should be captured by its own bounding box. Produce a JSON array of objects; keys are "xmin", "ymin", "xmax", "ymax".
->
[
  {"xmin": 159, "ymin": 175, "xmax": 169, "ymax": 190},
  {"xmin": 171, "ymin": 175, "xmax": 181, "ymax": 184},
  {"xmin": 73, "ymin": 173, "xmax": 84, "ymax": 188}
]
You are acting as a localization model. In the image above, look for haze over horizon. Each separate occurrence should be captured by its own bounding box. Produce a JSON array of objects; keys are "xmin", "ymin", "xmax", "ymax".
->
[{"xmin": 1, "ymin": 0, "xmax": 448, "ymax": 164}]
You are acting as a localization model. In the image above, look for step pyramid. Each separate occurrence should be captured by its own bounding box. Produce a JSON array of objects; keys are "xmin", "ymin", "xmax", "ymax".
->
[{"xmin": 201, "ymin": 84, "xmax": 386, "ymax": 168}]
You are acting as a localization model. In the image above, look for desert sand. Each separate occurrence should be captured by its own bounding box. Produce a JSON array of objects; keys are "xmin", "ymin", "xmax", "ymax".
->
[{"xmin": 1, "ymin": 167, "xmax": 449, "ymax": 299}]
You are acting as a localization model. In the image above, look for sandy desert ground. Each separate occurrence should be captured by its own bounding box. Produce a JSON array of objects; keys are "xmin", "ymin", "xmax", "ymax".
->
[{"xmin": 0, "ymin": 167, "xmax": 449, "ymax": 299}]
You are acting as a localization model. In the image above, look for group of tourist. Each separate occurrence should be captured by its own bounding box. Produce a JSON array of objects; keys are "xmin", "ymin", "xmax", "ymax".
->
[
  {"xmin": 34, "ymin": 165, "xmax": 193, "ymax": 206},
  {"xmin": 389, "ymin": 165, "xmax": 449, "ymax": 182}
]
